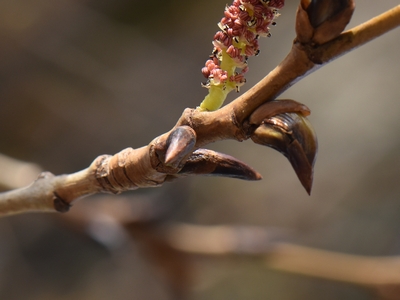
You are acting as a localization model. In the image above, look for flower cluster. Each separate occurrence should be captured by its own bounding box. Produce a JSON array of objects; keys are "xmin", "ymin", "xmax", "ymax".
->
[{"xmin": 199, "ymin": 0, "xmax": 284, "ymax": 111}]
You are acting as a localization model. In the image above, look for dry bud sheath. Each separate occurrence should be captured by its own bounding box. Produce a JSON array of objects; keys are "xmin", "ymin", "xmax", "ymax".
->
[{"xmin": 96, "ymin": 147, "xmax": 167, "ymax": 193}]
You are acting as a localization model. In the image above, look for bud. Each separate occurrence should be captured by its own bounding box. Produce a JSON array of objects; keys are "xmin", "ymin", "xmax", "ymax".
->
[
  {"xmin": 251, "ymin": 111, "xmax": 317, "ymax": 194},
  {"xmin": 296, "ymin": 0, "xmax": 355, "ymax": 44},
  {"xmin": 179, "ymin": 149, "xmax": 262, "ymax": 181}
]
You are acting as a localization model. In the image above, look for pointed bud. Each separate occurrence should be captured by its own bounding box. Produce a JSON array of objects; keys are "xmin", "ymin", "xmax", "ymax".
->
[
  {"xmin": 164, "ymin": 126, "xmax": 197, "ymax": 169},
  {"xmin": 179, "ymin": 149, "xmax": 262, "ymax": 181},
  {"xmin": 251, "ymin": 113, "xmax": 317, "ymax": 194}
]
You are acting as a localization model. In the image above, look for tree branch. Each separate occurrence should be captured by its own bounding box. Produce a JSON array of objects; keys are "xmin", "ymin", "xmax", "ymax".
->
[
  {"xmin": 0, "ymin": 4, "xmax": 399, "ymax": 217},
  {"xmin": 165, "ymin": 224, "xmax": 400, "ymax": 300},
  {"xmin": 60, "ymin": 198, "xmax": 400, "ymax": 299}
]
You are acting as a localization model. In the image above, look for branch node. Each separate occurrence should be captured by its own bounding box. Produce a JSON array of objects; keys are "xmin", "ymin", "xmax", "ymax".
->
[
  {"xmin": 37, "ymin": 171, "xmax": 55, "ymax": 180},
  {"xmin": 53, "ymin": 192, "xmax": 71, "ymax": 213},
  {"xmin": 94, "ymin": 154, "xmax": 121, "ymax": 194}
]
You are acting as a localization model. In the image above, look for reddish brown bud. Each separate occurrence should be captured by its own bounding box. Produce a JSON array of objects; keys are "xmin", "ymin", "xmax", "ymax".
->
[
  {"xmin": 296, "ymin": 0, "xmax": 355, "ymax": 44},
  {"xmin": 179, "ymin": 149, "xmax": 262, "ymax": 181},
  {"xmin": 249, "ymin": 100, "xmax": 317, "ymax": 194}
]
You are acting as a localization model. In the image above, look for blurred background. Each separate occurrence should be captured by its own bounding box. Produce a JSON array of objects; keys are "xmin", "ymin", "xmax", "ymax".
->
[{"xmin": 0, "ymin": 0, "xmax": 400, "ymax": 299}]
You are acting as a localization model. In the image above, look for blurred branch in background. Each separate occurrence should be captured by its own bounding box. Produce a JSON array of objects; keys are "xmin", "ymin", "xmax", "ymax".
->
[
  {"xmin": 0, "ymin": 153, "xmax": 42, "ymax": 191},
  {"xmin": 62, "ymin": 197, "xmax": 400, "ymax": 300}
]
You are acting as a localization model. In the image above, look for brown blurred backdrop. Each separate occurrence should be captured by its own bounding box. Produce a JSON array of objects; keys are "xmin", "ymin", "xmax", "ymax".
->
[{"xmin": 0, "ymin": 0, "xmax": 400, "ymax": 299}]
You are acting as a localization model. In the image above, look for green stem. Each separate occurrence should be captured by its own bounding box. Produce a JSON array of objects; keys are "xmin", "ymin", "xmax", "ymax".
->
[{"xmin": 199, "ymin": 50, "xmax": 237, "ymax": 111}]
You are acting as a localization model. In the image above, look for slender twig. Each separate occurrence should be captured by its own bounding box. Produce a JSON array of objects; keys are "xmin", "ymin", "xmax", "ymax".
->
[
  {"xmin": 152, "ymin": 223, "xmax": 400, "ymax": 289},
  {"xmin": 317, "ymin": 5, "xmax": 400, "ymax": 63},
  {"xmin": 165, "ymin": 224, "xmax": 400, "ymax": 288},
  {"xmin": 160, "ymin": 223, "xmax": 400, "ymax": 299},
  {"xmin": 264, "ymin": 243, "xmax": 400, "ymax": 284}
]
